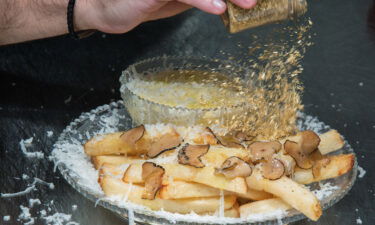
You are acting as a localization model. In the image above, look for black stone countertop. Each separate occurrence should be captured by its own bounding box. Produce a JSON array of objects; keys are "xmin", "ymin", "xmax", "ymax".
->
[{"xmin": 1, "ymin": 0, "xmax": 375, "ymax": 224}]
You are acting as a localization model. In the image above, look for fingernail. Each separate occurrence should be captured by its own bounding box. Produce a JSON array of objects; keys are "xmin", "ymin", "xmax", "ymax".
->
[
  {"xmin": 244, "ymin": 0, "xmax": 257, "ymax": 7},
  {"xmin": 212, "ymin": 0, "xmax": 226, "ymax": 10}
]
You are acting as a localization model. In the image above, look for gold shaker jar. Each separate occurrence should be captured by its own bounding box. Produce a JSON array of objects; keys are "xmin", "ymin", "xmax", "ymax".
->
[{"xmin": 222, "ymin": 0, "xmax": 307, "ymax": 33}]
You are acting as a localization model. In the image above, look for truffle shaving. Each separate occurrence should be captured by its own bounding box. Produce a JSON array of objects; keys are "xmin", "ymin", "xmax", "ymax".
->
[
  {"xmin": 120, "ymin": 125, "xmax": 145, "ymax": 146},
  {"xmin": 215, "ymin": 156, "xmax": 253, "ymax": 179},
  {"xmin": 147, "ymin": 132, "xmax": 182, "ymax": 158},
  {"xmin": 141, "ymin": 162, "xmax": 165, "ymax": 200},
  {"xmin": 284, "ymin": 140, "xmax": 313, "ymax": 169},
  {"xmin": 178, "ymin": 144, "xmax": 210, "ymax": 168},
  {"xmin": 261, "ymin": 158, "xmax": 285, "ymax": 180}
]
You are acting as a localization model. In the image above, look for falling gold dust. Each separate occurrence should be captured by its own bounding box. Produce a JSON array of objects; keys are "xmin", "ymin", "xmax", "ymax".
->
[
  {"xmin": 126, "ymin": 18, "xmax": 313, "ymax": 141},
  {"xmin": 222, "ymin": 18, "xmax": 314, "ymax": 140}
]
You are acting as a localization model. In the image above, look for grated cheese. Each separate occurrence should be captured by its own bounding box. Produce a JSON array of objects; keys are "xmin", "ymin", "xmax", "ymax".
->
[
  {"xmin": 358, "ymin": 166, "xmax": 366, "ymax": 178},
  {"xmin": 312, "ymin": 182, "xmax": 339, "ymax": 201},
  {"xmin": 1, "ymin": 178, "xmax": 54, "ymax": 198},
  {"xmin": 29, "ymin": 199, "xmax": 41, "ymax": 208},
  {"xmin": 3, "ymin": 215, "xmax": 10, "ymax": 221},
  {"xmin": 18, "ymin": 205, "xmax": 34, "ymax": 225},
  {"xmin": 20, "ymin": 138, "xmax": 44, "ymax": 159},
  {"xmin": 47, "ymin": 131, "xmax": 54, "ymax": 137}
]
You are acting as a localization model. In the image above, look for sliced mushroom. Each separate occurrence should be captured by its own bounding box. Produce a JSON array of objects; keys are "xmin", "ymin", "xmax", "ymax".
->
[
  {"xmin": 284, "ymin": 140, "xmax": 313, "ymax": 169},
  {"xmin": 261, "ymin": 158, "xmax": 285, "ymax": 180},
  {"xmin": 248, "ymin": 141, "xmax": 282, "ymax": 162},
  {"xmin": 141, "ymin": 162, "xmax": 165, "ymax": 200},
  {"xmin": 312, "ymin": 157, "xmax": 331, "ymax": 178},
  {"xmin": 147, "ymin": 132, "xmax": 182, "ymax": 158},
  {"xmin": 120, "ymin": 125, "xmax": 145, "ymax": 146},
  {"xmin": 215, "ymin": 156, "xmax": 253, "ymax": 179},
  {"xmin": 300, "ymin": 130, "xmax": 321, "ymax": 154},
  {"xmin": 275, "ymin": 152, "xmax": 296, "ymax": 176},
  {"xmin": 205, "ymin": 127, "xmax": 243, "ymax": 148},
  {"xmin": 309, "ymin": 149, "xmax": 324, "ymax": 161},
  {"xmin": 178, "ymin": 144, "xmax": 210, "ymax": 168}
]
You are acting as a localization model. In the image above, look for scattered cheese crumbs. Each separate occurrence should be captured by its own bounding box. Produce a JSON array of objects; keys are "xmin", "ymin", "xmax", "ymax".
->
[
  {"xmin": 42, "ymin": 212, "xmax": 78, "ymax": 225},
  {"xmin": 1, "ymin": 178, "xmax": 54, "ymax": 198},
  {"xmin": 29, "ymin": 199, "xmax": 41, "ymax": 208},
  {"xmin": 18, "ymin": 205, "xmax": 34, "ymax": 225},
  {"xmin": 40, "ymin": 210, "xmax": 47, "ymax": 216},
  {"xmin": 3, "ymin": 215, "xmax": 10, "ymax": 221},
  {"xmin": 242, "ymin": 209, "xmax": 287, "ymax": 222},
  {"xmin": 356, "ymin": 217, "xmax": 363, "ymax": 224},
  {"xmin": 20, "ymin": 138, "xmax": 44, "ymax": 159},
  {"xmin": 64, "ymin": 95, "xmax": 72, "ymax": 104},
  {"xmin": 312, "ymin": 182, "xmax": 339, "ymax": 200},
  {"xmin": 72, "ymin": 205, "xmax": 78, "ymax": 211},
  {"xmin": 358, "ymin": 166, "xmax": 366, "ymax": 178},
  {"xmin": 47, "ymin": 131, "xmax": 54, "ymax": 137},
  {"xmin": 128, "ymin": 208, "xmax": 135, "ymax": 225}
]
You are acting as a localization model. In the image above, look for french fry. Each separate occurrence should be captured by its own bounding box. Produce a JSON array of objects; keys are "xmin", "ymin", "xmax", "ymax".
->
[
  {"xmin": 124, "ymin": 163, "xmax": 247, "ymax": 194},
  {"xmin": 202, "ymin": 145, "xmax": 250, "ymax": 167},
  {"xmin": 158, "ymin": 179, "xmax": 271, "ymax": 200},
  {"xmin": 92, "ymin": 155, "xmax": 141, "ymax": 170},
  {"xmin": 163, "ymin": 164, "xmax": 247, "ymax": 194},
  {"xmin": 159, "ymin": 181, "xmax": 221, "ymax": 199},
  {"xmin": 84, "ymin": 127, "xmax": 181, "ymax": 156},
  {"xmin": 201, "ymin": 203, "xmax": 240, "ymax": 218},
  {"xmin": 98, "ymin": 163, "xmax": 130, "ymax": 183},
  {"xmin": 123, "ymin": 162, "xmax": 144, "ymax": 184},
  {"xmin": 222, "ymin": 207, "xmax": 240, "ymax": 218},
  {"xmin": 100, "ymin": 176, "xmax": 237, "ymax": 214},
  {"xmin": 233, "ymin": 188, "xmax": 273, "ymax": 201},
  {"xmin": 239, "ymin": 198, "xmax": 291, "ymax": 219},
  {"xmin": 318, "ymin": 130, "xmax": 344, "ymax": 155},
  {"xmin": 293, "ymin": 154, "xmax": 354, "ymax": 184},
  {"xmin": 246, "ymin": 170, "xmax": 322, "ymax": 221},
  {"xmin": 280, "ymin": 129, "xmax": 345, "ymax": 155}
]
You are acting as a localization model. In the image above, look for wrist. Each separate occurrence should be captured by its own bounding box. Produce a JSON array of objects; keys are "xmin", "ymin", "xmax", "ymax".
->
[{"xmin": 74, "ymin": 0, "xmax": 98, "ymax": 31}]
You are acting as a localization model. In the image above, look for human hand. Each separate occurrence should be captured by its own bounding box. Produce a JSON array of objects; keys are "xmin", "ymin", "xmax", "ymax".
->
[{"xmin": 76, "ymin": 0, "xmax": 257, "ymax": 34}]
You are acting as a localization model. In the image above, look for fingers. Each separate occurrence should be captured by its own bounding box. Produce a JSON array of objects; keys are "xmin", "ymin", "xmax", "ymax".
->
[
  {"xmin": 146, "ymin": 2, "xmax": 192, "ymax": 21},
  {"xmin": 229, "ymin": 0, "xmax": 257, "ymax": 9},
  {"xmin": 177, "ymin": 0, "xmax": 227, "ymax": 15}
]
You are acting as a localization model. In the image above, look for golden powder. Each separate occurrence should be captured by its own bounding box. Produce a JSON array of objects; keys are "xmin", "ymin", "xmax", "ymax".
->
[
  {"xmin": 221, "ymin": 18, "xmax": 314, "ymax": 140},
  {"xmin": 122, "ymin": 18, "xmax": 313, "ymax": 140}
]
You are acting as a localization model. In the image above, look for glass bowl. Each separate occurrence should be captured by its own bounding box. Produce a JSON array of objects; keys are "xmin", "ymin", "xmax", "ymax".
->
[
  {"xmin": 52, "ymin": 101, "xmax": 357, "ymax": 225},
  {"xmin": 119, "ymin": 56, "xmax": 255, "ymax": 132}
]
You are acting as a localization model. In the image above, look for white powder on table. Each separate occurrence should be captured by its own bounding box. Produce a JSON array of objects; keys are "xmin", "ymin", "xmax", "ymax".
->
[
  {"xmin": 47, "ymin": 131, "xmax": 54, "ymax": 137},
  {"xmin": 29, "ymin": 199, "xmax": 41, "ymax": 208},
  {"xmin": 358, "ymin": 166, "xmax": 366, "ymax": 178},
  {"xmin": 3, "ymin": 215, "xmax": 10, "ymax": 221},
  {"xmin": 20, "ymin": 137, "xmax": 44, "ymax": 159}
]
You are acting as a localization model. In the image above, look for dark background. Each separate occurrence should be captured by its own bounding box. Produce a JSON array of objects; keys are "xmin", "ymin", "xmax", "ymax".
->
[{"xmin": 1, "ymin": 0, "xmax": 374, "ymax": 224}]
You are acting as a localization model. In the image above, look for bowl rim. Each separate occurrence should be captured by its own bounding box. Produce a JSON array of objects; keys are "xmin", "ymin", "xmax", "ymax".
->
[{"xmin": 119, "ymin": 56, "xmax": 254, "ymax": 112}]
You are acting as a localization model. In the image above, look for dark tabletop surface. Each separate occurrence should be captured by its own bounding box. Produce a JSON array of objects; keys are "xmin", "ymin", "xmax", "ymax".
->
[{"xmin": 1, "ymin": 0, "xmax": 375, "ymax": 224}]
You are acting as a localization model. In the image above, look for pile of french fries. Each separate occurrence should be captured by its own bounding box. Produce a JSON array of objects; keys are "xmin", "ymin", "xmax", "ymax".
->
[{"xmin": 84, "ymin": 125, "xmax": 354, "ymax": 221}]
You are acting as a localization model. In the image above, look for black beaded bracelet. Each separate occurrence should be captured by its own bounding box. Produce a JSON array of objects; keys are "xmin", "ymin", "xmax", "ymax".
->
[
  {"xmin": 67, "ymin": 0, "xmax": 80, "ymax": 39},
  {"xmin": 67, "ymin": 0, "xmax": 96, "ymax": 40}
]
